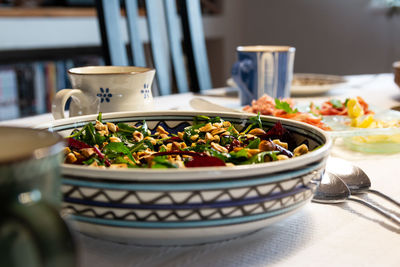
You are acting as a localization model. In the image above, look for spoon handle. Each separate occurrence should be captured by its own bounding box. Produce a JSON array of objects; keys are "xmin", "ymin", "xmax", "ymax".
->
[
  {"xmin": 366, "ymin": 189, "xmax": 400, "ymax": 208},
  {"xmin": 348, "ymin": 196, "xmax": 400, "ymax": 226}
]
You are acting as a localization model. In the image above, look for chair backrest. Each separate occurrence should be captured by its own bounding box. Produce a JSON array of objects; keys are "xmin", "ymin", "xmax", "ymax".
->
[{"xmin": 95, "ymin": 0, "xmax": 212, "ymax": 96}]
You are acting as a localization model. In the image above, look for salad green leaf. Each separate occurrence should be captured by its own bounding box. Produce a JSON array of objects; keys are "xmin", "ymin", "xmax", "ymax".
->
[
  {"xmin": 275, "ymin": 99, "xmax": 298, "ymax": 114},
  {"xmin": 330, "ymin": 99, "xmax": 343, "ymax": 109}
]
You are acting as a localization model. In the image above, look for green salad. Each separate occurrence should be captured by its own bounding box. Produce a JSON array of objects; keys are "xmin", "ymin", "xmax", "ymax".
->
[{"xmin": 63, "ymin": 113, "xmax": 309, "ymax": 169}]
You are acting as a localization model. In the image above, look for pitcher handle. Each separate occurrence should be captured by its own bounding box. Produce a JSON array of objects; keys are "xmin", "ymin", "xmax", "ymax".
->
[{"xmin": 51, "ymin": 89, "xmax": 85, "ymax": 120}]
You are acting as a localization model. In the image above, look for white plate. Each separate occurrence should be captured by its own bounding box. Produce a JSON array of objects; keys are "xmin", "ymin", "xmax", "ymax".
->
[
  {"xmin": 227, "ymin": 74, "xmax": 347, "ymax": 96},
  {"xmin": 290, "ymin": 73, "xmax": 347, "ymax": 96}
]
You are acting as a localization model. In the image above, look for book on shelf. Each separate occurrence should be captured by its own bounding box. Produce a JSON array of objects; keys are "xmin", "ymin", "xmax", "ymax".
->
[
  {"xmin": 33, "ymin": 62, "xmax": 46, "ymax": 114},
  {"xmin": 0, "ymin": 55, "xmax": 102, "ymax": 121},
  {"xmin": 0, "ymin": 67, "xmax": 20, "ymax": 121}
]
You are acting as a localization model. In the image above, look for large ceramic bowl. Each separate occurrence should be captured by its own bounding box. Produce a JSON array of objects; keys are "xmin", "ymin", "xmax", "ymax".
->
[{"xmin": 40, "ymin": 111, "xmax": 332, "ymax": 245}]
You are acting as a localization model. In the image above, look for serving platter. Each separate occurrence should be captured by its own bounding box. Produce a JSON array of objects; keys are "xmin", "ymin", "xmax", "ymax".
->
[
  {"xmin": 290, "ymin": 73, "xmax": 347, "ymax": 96},
  {"xmin": 39, "ymin": 110, "xmax": 331, "ymax": 245},
  {"xmin": 313, "ymin": 105, "xmax": 400, "ymax": 153},
  {"xmin": 192, "ymin": 96, "xmax": 400, "ymax": 154}
]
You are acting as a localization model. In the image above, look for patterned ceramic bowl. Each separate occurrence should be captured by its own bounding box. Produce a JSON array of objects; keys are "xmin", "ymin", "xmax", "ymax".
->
[{"xmin": 40, "ymin": 111, "xmax": 332, "ymax": 245}]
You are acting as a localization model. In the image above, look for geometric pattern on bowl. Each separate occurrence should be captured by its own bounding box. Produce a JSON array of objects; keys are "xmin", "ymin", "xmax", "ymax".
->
[
  {"xmin": 43, "ymin": 110, "xmax": 332, "ymax": 245},
  {"xmin": 61, "ymin": 162, "xmax": 323, "ymax": 225}
]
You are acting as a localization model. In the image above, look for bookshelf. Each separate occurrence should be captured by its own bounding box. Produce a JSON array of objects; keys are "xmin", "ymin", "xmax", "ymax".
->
[
  {"xmin": 0, "ymin": 7, "xmax": 105, "ymax": 120},
  {"xmin": 0, "ymin": 3, "xmax": 226, "ymax": 121}
]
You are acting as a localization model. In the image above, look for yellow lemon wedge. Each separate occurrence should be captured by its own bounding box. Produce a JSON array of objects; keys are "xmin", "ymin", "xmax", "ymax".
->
[
  {"xmin": 350, "ymin": 117, "xmax": 359, "ymax": 127},
  {"xmin": 357, "ymin": 114, "xmax": 374, "ymax": 128},
  {"xmin": 347, "ymin": 98, "xmax": 364, "ymax": 119},
  {"xmin": 350, "ymin": 115, "xmax": 374, "ymax": 128}
]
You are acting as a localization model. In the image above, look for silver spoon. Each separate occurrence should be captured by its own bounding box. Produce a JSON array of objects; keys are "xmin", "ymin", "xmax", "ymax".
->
[
  {"xmin": 326, "ymin": 157, "xmax": 400, "ymax": 208},
  {"xmin": 313, "ymin": 172, "xmax": 400, "ymax": 226}
]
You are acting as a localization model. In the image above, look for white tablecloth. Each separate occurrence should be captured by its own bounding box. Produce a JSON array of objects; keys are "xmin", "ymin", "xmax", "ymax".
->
[{"xmin": 2, "ymin": 74, "xmax": 400, "ymax": 267}]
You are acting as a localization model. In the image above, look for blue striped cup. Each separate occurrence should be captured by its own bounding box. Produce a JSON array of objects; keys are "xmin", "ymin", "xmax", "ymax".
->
[{"xmin": 232, "ymin": 46, "xmax": 295, "ymax": 106}]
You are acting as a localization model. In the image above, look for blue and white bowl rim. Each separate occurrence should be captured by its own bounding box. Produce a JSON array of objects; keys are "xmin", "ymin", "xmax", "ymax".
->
[{"xmin": 38, "ymin": 110, "xmax": 332, "ymax": 182}]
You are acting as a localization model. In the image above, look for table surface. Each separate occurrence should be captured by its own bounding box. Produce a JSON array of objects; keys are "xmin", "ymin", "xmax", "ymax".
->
[{"xmin": 2, "ymin": 74, "xmax": 400, "ymax": 267}]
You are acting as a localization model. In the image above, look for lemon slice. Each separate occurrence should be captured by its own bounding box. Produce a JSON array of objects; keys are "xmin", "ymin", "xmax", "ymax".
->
[
  {"xmin": 347, "ymin": 98, "xmax": 364, "ymax": 119},
  {"xmin": 357, "ymin": 114, "xmax": 374, "ymax": 128}
]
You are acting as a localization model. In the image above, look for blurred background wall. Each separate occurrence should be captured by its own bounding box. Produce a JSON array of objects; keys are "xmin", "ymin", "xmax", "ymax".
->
[
  {"xmin": 219, "ymin": 0, "xmax": 400, "ymax": 83},
  {"xmin": 1, "ymin": 0, "xmax": 400, "ymax": 120}
]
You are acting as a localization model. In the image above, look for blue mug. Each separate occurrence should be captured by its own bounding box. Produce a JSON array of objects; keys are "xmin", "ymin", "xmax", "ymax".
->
[{"xmin": 232, "ymin": 46, "xmax": 295, "ymax": 106}]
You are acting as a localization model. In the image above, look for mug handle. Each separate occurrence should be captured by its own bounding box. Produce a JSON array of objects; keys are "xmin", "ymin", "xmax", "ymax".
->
[
  {"xmin": 231, "ymin": 59, "xmax": 255, "ymax": 105},
  {"xmin": 1, "ymin": 201, "xmax": 76, "ymax": 267},
  {"xmin": 51, "ymin": 89, "xmax": 85, "ymax": 120}
]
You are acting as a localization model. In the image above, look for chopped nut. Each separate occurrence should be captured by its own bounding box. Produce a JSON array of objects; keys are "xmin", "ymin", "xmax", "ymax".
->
[
  {"xmin": 247, "ymin": 149, "xmax": 261, "ymax": 157},
  {"xmin": 223, "ymin": 121, "xmax": 231, "ymax": 128},
  {"xmin": 88, "ymin": 161, "xmax": 106, "ymax": 168},
  {"xmin": 277, "ymin": 154, "xmax": 289, "ymax": 161},
  {"xmin": 180, "ymin": 142, "xmax": 187, "ymax": 149},
  {"xmin": 109, "ymin": 136, "xmax": 122, "ymax": 143},
  {"xmin": 212, "ymin": 122, "xmax": 223, "ymax": 128},
  {"xmin": 177, "ymin": 132, "xmax": 184, "ymax": 140},
  {"xmin": 95, "ymin": 120, "xmax": 107, "ymax": 131},
  {"xmin": 63, "ymin": 147, "xmax": 71, "ymax": 155},
  {"xmin": 293, "ymin": 144, "xmax": 308, "ymax": 157},
  {"xmin": 273, "ymin": 139, "xmax": 288, "ymax": 149},
  {"xmin": 133, "ymin": 131, "xmax": 144, "ymax": 142},
  {"xmin": 190, "ymin": 134, "xmax": 199, "ymax": 141},
  {"xmin": 171, "ymin": 142, "xmax": 182, "ymax": 151},
  {"xmin": 259, "ymin": 140, "xmax": 275, "ymax": 151},
  {"xmin": 65, "ymin": 153, "xmax": 77, "ymax": 163},
  {"xmin": 249, "ymin": 128, "xmax": 266, "ymax": 136},
  {"xmin": 98, "ymin": 130, "xmax": 108, "ymax": 136},
  {"xmin": 233, "ymin": 147, "xmax": 244, "ymax": 152},
  {"xmin": 211, "ymin": 142, "xmax": 228, "ymax": 153},
  {"xmin": 197, "ymin": 139, "xmax": 206, "ymax": 145},
  {"xmin": 80, "ymin": 148, "xmax": 96, "ymax": 158},
  {"xmin": 166, "ymin": 143, "xmax": 173, "ymax": 151},
  {"xmin": 109, "ymin": 164, "xmax": 128, "ymax": 169},
  {"xmin": 205, "ymin": 132, "xmax": 214, "ymax": 142},
  {"xmin": 106, "ymin": 122, "xmax": 117, "ymax": 133},
  {"xmin": 211, "ymin": 128, "xmax": 226, "ymax": 136},
  {"xmin": 89, "ymin": 161, "xmax": 99, "ymax": 167},
  {"xmin": 144, "ymin": 136, "xmax": 157, "ymax": 145},
  {"xmin": 199, "ymin": 123, "xmax": 217, "ymax": 132},
  {"xmin": 156, "ymin": 125, "xmax": 169, "ymax": 135},
  {"xmin": 159, "ymin": 134, "xmax": 169, "ymax": 139}
]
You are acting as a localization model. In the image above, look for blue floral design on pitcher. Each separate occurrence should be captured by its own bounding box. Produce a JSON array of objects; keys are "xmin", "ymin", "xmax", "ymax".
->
[{"xmin": 97, "ymin": 88, "xmax": 112, "ymax": 103}]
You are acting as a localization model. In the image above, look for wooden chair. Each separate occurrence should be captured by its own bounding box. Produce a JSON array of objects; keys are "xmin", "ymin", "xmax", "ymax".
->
[{"xmin": 95, "ymin": 0, "xmax": 212, "ymax": 96}]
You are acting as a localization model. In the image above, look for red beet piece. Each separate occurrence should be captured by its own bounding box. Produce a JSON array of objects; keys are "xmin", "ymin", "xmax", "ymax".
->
[{"xmin": 153, "ymin": 151, "xmax": 226, "ymax": 167}]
